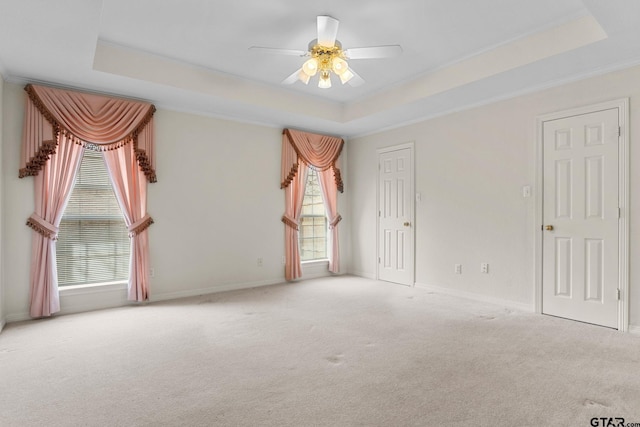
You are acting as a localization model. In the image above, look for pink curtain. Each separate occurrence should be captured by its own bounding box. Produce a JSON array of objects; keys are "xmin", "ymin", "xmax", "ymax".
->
[
  {"xmin": 281, "ymin": 129, "xmax": 344, "ymax": 279},
  {"xmin": 20, "ymin": 84, "xmax": 156, "ymax": 182},
  {"xmin": 317, "ymin": 168, "xmax": 341, "ymax": 273},
  {"xmin": 103, "ymin": 145, "xmax": 153, "ymax": 301},
  {"xmin": 282, "ymin": 162, "xmax": 309, "ymax": 281},
  {"xmin": 281, "ymin": 129, "xmax": 343, "ymax": 192},
  {"xmin": 20, "ymin": 84, "xmax": 157, "ymax": 316},
  {"xmin": 27, "ymin": 136, "xmax": 84, "ymax": 317}
]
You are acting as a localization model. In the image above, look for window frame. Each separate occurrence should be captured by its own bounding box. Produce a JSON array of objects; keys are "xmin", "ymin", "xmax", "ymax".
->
[
  {"xmin": 56, "ymin": 146, "xmax": 130, "ymax": 288},
  {"xmin": 299, "ymin": 168, "xmax": 329, "ymax": 262}
]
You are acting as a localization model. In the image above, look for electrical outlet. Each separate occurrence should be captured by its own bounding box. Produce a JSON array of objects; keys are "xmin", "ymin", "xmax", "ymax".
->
[
  {"xmin": 149, "ymin": 268, "xmax": 155, "ymax": 278},
  {"xmin": 257, "ymin": 257, "xmax": 263, "ymax": 267},
  {"xmin": 455, "ymin": 264, "xmax": 462, "ymax": 274},
  {"xmin": 481, "ymin": 263, "xmax": 489, "ymax": 274}
]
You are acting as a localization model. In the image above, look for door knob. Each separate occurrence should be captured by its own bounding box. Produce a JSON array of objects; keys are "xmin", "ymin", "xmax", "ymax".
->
[
  {"xmin": 404, "ymin": 222, "xmax": 411, "ymax": 227},
  {"xmin": 545, "ymin": 225, "xmax": 554, "ymax": 231}
]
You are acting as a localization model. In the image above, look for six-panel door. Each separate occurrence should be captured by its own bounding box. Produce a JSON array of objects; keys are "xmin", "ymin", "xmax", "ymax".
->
[
  {"xmin": 542, "ymin": 108, "xmax": 619, "ymax": 328},
  {"xmin": 378, "ymin": 147, "xmax": 414, "ymax": 286}
]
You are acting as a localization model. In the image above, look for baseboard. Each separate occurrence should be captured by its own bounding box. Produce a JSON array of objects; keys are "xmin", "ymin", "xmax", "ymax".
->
[
  {"xmin": 349, "ymin": 270, "xmax": 376, "ymax": 280},
  {"xmin": 6, "ymin": 312, "xmax": 30, "ymax": 323},
  {"xmin": 3, "ymin": 278, "xmax": 535, "ymax": 324},
  {"xmin": 4, "ymin": 278, "xmax": 287, "ymax": 324},
  {"xmin": 5, "ymin": 292, "xmax": 131, "ymax": 323},
  {"xmin": 150, "ymin": 277, "xmax": 285, "ymax": 303},
  {"xmin": 414, "ymin": 282, "xmax": 535, "ymax": 313},
  {"xmin": 628, "ymin": 325, "xmax": 640, "ymax": 335}
]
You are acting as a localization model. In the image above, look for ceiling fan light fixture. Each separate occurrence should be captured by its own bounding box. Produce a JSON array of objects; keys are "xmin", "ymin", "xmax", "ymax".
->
[
  {"xmin": 302, "ymin": 58, "xmax": 319, "ymax": 76},
  {"xmin": 252, "ymin": 15, "xmax": 402, "ymax": 89}
]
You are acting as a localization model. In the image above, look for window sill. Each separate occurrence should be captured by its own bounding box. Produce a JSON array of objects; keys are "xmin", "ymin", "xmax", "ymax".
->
[
  {"xmin": 59, "ymin": 280, "xmax": 127, "ymax": 296},
  {"xmin": 301, "ymin": 259, "xmax": 329, "ymax": 266}
]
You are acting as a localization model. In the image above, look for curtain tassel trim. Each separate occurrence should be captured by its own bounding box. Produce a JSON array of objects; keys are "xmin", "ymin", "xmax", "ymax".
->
[
  {"xmin": 281, "ymin": 214, "xmax": 299, "ymax": 230},
  {"xmin": 333, "ymin": 167, "xmax": 344, "ymax": 193},
  {"xmin": 134, "ymin": 148, "xmax": 157, "ymax": 183},
  {"xmin": 26, "ymin": 213, "xmax": 59, "ymax": 240},
  {"xmin": 132, "ymin": 106, "xmax": 157, "ymax": 183},
  {"xmin": 18, "ymin": 140, "xmax": 58, "ymax": 178},
  {"xmin": 127, "ymin": 214, "xmax": 154, "ymax": 237},
  {"xmin": 280, "ymin": 163, "xmax": 298, "ymax": 189},
  {"xmin": 329, "ymin": 214, "xmax": 342, "ymax": 229}
]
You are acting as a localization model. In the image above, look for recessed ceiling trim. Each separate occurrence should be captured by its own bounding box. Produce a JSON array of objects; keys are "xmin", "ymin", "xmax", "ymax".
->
[
  {"xmin": 93, "ymin": 40, "xmax": 343, "ymax": 123},
  {"xmin": 344, "ymin": 14, "xmax": 608, "ymax": 122},
  {"xmin": 92, "ymin": 14, "xmax": 607, "ymax": 129}
]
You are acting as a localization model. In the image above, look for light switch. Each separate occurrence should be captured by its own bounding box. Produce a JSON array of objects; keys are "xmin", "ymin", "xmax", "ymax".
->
[{"xmin": 522, "ymin": 185, "xmax": 531, "ymax": 198}]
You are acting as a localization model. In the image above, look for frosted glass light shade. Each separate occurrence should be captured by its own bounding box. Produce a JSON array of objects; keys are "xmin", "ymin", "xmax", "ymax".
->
[
  {"xmin": 331, "ymin": 57, "xmax": 348, "ymax": 75},
  {"xmin": 339, "ymin": 69, "xmax": 354, "ymax": 84},
  {"xmin": 302, "ymin": 58, "xmax": 318, "ymax": 76},
  {"xmin": 318, "ymin": 75, "xmax": 332, "ymax": 89}
]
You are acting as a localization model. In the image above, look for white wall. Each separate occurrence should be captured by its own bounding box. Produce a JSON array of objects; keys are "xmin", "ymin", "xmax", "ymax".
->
[
  {"xmin": 0, "ymin": 72, "xmax": 5, "ymax": 330},
  {"xmin": 1, "ymin": 82, "xmax": 350, "ymax": 321},
  {"xmin": 348, "ymin": 64, "xmax": 640, "ymax": 328}
]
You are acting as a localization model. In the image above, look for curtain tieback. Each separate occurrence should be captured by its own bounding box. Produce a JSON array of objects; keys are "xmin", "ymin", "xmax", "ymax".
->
[
  {"xmin": 281, "ymin": 214, "xmax": 299, "ymax": 230},
  {"xmin": 128, "ymin": 214, "xmax": 154, "ymax": 237},
  {"xmin": 26, "ymin": 213, "xmax": 59, "ymax": 240},
  {"xmin": 329, "ymin": 214, "xmax": 342, "ymax": 229}
]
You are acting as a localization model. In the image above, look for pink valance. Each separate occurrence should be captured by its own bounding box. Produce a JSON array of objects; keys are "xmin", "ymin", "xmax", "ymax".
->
[
  {"xmin": 19, "ymin": 84, "xmax": 157, "ymax": 182},
  {"xmin": 281, "ymin": 128, "xmax": 344, "ymax": 192}
]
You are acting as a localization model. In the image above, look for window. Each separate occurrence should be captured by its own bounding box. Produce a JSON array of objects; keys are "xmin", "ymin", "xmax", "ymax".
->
[
  {"xmin": 56, "ymin": 146, "xmax": 130, "ymax": 286},
  {"xmin": 299, "ymin": 168, "xmax": 327, "ymax": 261}
]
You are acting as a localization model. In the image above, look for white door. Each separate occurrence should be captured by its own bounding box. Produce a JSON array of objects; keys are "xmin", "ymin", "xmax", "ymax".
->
[
  {"xmin": 542, "ymin": 108, "xmax": 619, "ymax": 328},
  {"xmin": 378, "ymin": 146, "xmax": 414, "ymax": 286}
]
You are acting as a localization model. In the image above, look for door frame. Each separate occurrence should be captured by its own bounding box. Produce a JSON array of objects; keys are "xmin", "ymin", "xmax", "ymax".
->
[
  {"xmin": 376, "ymin": 142, "xmax": 415, "ymax": 286},
  {"xmin": 534, "ymin": 99, "xmax": 629, "ymax": 331}
]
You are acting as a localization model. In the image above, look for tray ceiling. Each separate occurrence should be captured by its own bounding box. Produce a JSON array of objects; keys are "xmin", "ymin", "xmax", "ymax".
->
[{"xmin": 1, "ymin": 1, "xmax": 639, "ymax": 136}]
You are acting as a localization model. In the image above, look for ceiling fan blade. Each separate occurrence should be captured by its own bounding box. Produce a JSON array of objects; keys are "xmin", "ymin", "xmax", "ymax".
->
[
  {"xmin": 282, "ymin": 68, "xmax": 302, "ymax": 85},
  {"xmin": 344, "ymin": 45, "xmax": 403, "ymax": 59},
  {"xmin": 346, "ymin": 68, "xmax": 365, "ymax": 87},
  {"xmin": 317, "ymin": 15, "xmax": 339, "ymax": 47},
  {"xmin": 249, "ymin": 46, "xmax": 308, "ymax": 56}
]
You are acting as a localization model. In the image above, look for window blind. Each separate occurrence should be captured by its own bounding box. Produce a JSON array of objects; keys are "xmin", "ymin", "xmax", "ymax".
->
[
  {"xmin": 56, "ymin": 148, "xmax": 130, "ymax": 286},
  {"xmin": 299, "ymin": 169, "xmax": 327, "ymax": 261}
]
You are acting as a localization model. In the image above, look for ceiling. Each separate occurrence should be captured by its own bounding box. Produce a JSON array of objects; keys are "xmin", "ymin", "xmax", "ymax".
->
[{"xmin": 1, "ymin": 0, "xmax": 640, "ymax": 137}]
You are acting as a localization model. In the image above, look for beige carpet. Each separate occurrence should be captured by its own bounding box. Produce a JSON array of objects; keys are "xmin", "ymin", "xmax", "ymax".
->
[{"xmin": 1, "ymin": 276, "xmax": 639, "ymax": 426}]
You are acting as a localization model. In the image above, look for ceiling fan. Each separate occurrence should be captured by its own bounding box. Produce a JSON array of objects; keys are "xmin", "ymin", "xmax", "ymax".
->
[{"xmin": 249, "ymin": 15, "xmax": 402, "ymax": 89}]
